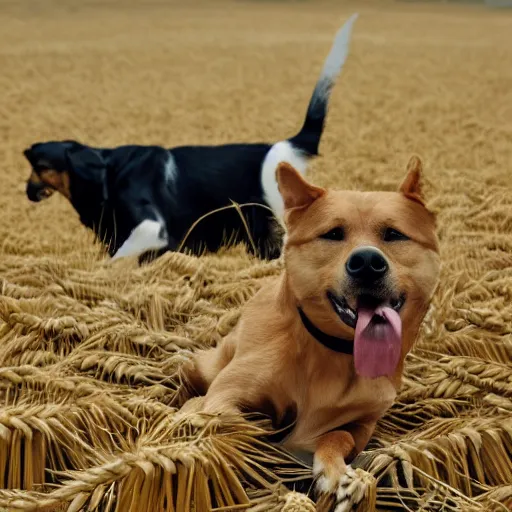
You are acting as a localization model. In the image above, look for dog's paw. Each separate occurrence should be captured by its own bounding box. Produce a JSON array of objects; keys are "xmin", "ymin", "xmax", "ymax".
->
[
  {"xmin": 333, "ymin": 466, "xmax": 369, "ymax": 512},
  {"xmin": 314, "ymin": 457, "xmax": 369, "ymax": 512},
  {"xmin": 171, "ymin": 396, "xmax": 207, "ymax": 425}
]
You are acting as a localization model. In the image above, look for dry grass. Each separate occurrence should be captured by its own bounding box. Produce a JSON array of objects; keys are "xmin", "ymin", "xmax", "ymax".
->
[{"xmin": 1, "ymin": 0, "xmax": 512, "ymax": 510}]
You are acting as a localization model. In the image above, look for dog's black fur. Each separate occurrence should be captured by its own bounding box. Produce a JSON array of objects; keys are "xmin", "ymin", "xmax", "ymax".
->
[
  {"xmin": 26, "ymin": 141, "xmax": 284, "ymax": 260},
  {"xmin": 24, "ymin": 15, "xmax": 358, "ymax": 263}
]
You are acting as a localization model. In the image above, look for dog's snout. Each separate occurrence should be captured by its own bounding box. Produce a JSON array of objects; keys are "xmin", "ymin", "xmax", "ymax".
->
[
  {"xmin": 346, "ymin": 248, "xmax": 388, "ymax": 281},
  {"xmin": 26, "ymin": 181, "xmax": 44, "ymax": 202}
]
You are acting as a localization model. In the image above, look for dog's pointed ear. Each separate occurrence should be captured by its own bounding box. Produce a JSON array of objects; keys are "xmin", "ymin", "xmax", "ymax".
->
[
  {"xmin": 23, "ymin": 148, "xmax": 34, "ymax": 163},
  {"xmin": 23, "ymin": 142, "xmax": 62, "ymax": 169},
  {"xmin": 66, "ymin": 146, "xmax": 106, "ymax": 184},
  {"xmin": 399, "ymin": 156, "xmax": 425, "ymax": 205},
  {"xmin": 276, "ymin": 162, "xmax": 325, "ymax": 211}
]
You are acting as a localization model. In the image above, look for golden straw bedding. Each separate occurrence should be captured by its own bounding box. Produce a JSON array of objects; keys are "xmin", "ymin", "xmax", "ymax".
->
[{"xmin": 0, "ymin": 1, "xmax": 511, "ymax": 510}]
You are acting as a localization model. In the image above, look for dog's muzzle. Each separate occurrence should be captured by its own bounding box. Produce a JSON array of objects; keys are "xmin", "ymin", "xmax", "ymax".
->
[
  {"xmin": 26, "ymin": 181, "xmax": 51, "ymax": 202},
  {"xmin": 328, "ymin": 246, "xmax": 405, "ymax": 330}
]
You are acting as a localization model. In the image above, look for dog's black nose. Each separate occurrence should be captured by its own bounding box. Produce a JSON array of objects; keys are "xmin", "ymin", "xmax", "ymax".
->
[
  {"xmin": 26, "ymin": 182, "xmax": 43, "ymax": 202},
  {"xmin": 346, "ymin": 248, "xmax": 388, "ymax": 281}
]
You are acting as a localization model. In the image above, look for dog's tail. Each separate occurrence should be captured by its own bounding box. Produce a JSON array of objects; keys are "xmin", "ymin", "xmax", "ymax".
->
[
  {"xmin": 288, "ymin": 13, "xmax": 359, "ymax": 156},
  {"xmin": 260, "ymin": 14, "xmax": 358, "ymax": 222}
]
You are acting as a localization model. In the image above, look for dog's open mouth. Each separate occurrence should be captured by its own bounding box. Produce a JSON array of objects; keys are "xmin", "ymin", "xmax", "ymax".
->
[
  {"xmin": 327, "ymin": 291, "xmax": 406, "ymax": 379},
  {"xmin": 38, "ymin": 187, "xmax": 54, "ymax": 200},
  {"xmin": 327, "ymin": 292, "xmax": 405, "ymax": 329},
  {"xmin": 27, "ymin": 183, "xmax": 54, "ymax": 202}
]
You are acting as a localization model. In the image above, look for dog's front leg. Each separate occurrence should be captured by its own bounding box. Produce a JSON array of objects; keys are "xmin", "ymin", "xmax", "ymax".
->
[
  {"xmin": 112, "ymin": 219, "xmax": 169, "ymax": 261},
  {"xmin": 112, "ymin": 204, "xmax": 176, "ymax": 260},
  {"xmin": 313, "ymin": 421, "xmax": 376, "ymax": 512},
  {"xmin": 200, "ymin": 364, "xmax": 266, "ymax": 417},
  {"xmin": 202, "ymin": 393, "xmax": 242, "ymax": 417}
]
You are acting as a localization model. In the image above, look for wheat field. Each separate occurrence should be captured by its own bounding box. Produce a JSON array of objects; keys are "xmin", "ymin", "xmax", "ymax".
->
[{"xmin": 0, "ymin": 0, "xmax": 511, "ymax": 510}]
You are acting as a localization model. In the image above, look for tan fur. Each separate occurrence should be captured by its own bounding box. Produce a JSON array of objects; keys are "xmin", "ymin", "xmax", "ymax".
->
[
  {"xmin": 181, "ymin": 157, "xmax": 440, "ymax": 498},
  {"xmin": 28, "ymin": 169, "xmax": 71, "ymax": 200},
  {"xmin": 399, "ymin": 155, "xmax": 425, "ymax": 206},
  {"xmin": 40, "ymin": 170, "xmax": 71, "ymax": 199},
  {"xmin": 28, "ymin": 170, "xmax": 43, "ymax": 185}
]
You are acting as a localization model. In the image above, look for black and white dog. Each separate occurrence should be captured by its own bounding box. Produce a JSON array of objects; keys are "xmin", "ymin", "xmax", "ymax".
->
[{"xmin": 24, "ymin": 14, "xmax": 358, "ymax": 263}]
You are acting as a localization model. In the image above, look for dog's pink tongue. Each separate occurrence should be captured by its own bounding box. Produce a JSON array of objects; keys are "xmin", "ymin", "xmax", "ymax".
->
[{"xmin": 354, "ymin": 306, "xmax": 402, "ymax": 379}]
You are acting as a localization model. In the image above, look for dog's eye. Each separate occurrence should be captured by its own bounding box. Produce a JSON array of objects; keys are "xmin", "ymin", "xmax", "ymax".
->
[
  {"xmin": 383, "ymin": 228, "xmax": 409, "ymax": 242},
  {"xmin": 320, "ymin": 227, "xmax": 345, "ymax": 241}
]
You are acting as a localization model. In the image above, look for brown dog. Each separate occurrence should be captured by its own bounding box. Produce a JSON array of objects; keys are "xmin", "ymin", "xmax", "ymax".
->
[{"xmin": 180, "ymin": 157, "xmax": 440, "ymax": 510}]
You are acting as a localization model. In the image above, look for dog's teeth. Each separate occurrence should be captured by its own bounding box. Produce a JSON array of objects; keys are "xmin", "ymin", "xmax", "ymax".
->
[
  {"xmin": 345, "ymin": 308, "xmax": 356, "ymax": 320},
  {"xmin": 328, "ymin": 293, "xmax": 357, "ymax": 328},
  {"xmin": 336, "ymin": 303, "xmax": 356, "ymax": 320}
]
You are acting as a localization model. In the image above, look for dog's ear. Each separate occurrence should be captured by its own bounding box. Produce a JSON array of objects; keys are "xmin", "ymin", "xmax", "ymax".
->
[
  {"xmin": 399, "ymin": 156, "xmax": 425, "ymax": 205},
  {"xmin": 23, "ymin": 148, "xmax": 35, "ymax": 165},
  {"xmin": 23, "ymin": 147, "xmax": 43, "ymax": 169},
  {"xmin": 66, "ymin": 146, "xmax": 106, "ymax": 184},
  {"xmin": 23, "ymin": 142, "xmax": 66, "ymax": 170},
  {"xmin": 276, "ymin": 162, "xmax": 325, "ymax": 211}
]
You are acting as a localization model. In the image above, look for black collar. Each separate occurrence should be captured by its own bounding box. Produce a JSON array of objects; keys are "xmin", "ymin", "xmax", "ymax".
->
[{"xmin": 298, "ymin": 307, "xmax": 353, "ymax": 355}]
